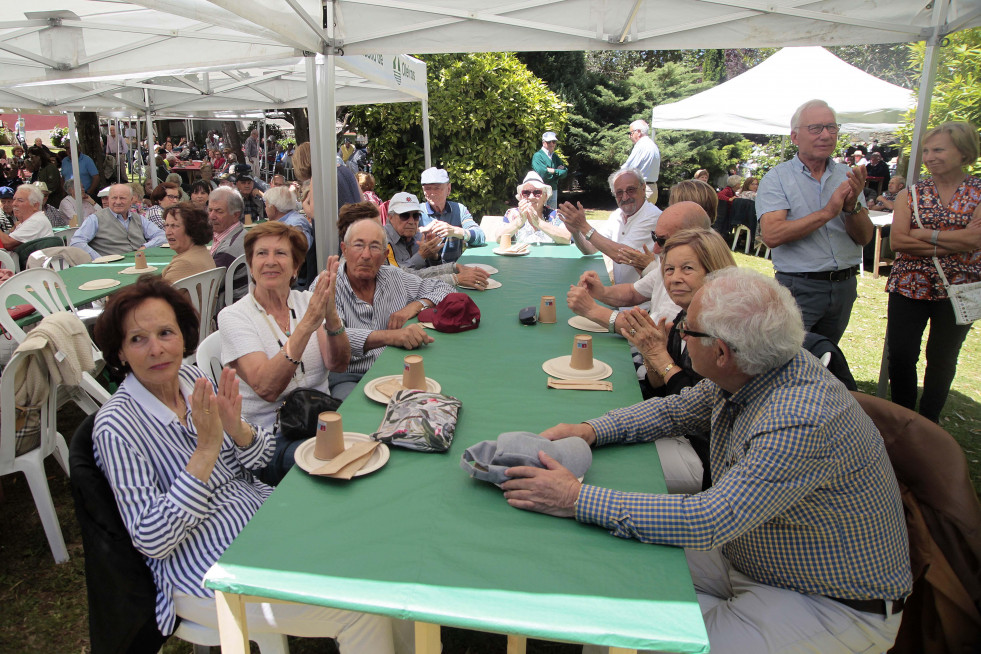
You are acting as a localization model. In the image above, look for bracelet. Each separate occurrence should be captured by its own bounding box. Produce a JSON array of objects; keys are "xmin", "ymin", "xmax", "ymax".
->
[
  {"xmin": 281, "ymin": 346, "xmax": 301, "ymax": 366},
  {"xmin": 584, "ymin": 227, "xmax": 596, "ymax": 241},
  {"xmin": 930, "ymin": 229, "xmax": 940, "ymax": 245},
  {"xmin": 326, "ymin": 322, "xmax": 346, "ymax": 337},
  {"xmin": 608, "ymin": 309, "xmax": 620, "ymax": 334},
  {"xmin": 659, "ymin": 363, "xmax": 676, "ymax": 379}
]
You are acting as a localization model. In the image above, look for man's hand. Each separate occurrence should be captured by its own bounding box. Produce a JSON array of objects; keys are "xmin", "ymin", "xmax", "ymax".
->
[
  {"xmin": 539, "ymin": 422, "xmax": 596, "ymax": 446},
  {"xmin": 422, "ymin": 220, "xmax": 452, "ymax": 238},
  {"xmin": 387, "ymin": 303, "xmax": 419, "ymax": 329},
  {"xmin": 578, "ymin": 270, "xmax": 605, "ymax": 298},
  {"xmin": 390, "ymin": 323, "xmax": 434, "ymax": 349},
  {"xmin": 418, "ymin": 232, "xmax": 444, "ymax": 260},
  {"xmin": 557, "ymin": 201, "xmax": 589, "ymax": 233},
  {"xmin": 502, "ymin": 452, "xmax": 582, "ymax": 518},
  {"xmin": 567, "ymin": 285, "xmax": 598, "ymax": 317},
  {"xmin": 456, "ymin": 265, "xmax": 489, "ymax": 289}
]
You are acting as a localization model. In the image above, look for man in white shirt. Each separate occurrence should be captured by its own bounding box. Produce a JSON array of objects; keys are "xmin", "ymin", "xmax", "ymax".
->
[
  {"xmin": 0, "ymin": 184, "xmax": 55, "ymax": 249},
  {"xmin": 623, "ymin": 120, "xmax": 661, "ymax": 199},
  {"xmin": 560, "ymin": 168, "xmax": 660, "ymax": 291}
]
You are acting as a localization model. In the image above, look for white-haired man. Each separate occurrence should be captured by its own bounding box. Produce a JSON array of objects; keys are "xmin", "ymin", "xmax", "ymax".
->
[
  {"xmin": 757, "ymin": 99, "xmax": 873, "ymax": 344},
  {"xmin": 560, "ymin": 168, "xmax": 660, "ymax": 294},
  {"xmin": 503, "ymin": 268, "xmax": 912, "ymax": 654},
  {"xmin": 264, "ymin": 185, "xmax": 312, "ymax": 251},
  {"xmin": 70, "ymin": 184, "xmax": 165, "ymax": 258},
  {"xmin": 622, "ymin": 119, "xmax": 660, "ymax": 198},
  {"xmin": 209, "ymin": 186, "xmax": 248, "ymax": 304},
  {"xmin": 531, "ymin": 131, "xmax": 568, "ymax": 211},
  {"xmin": 0, "ymin": 184, "xmax": 55, "ymax": 249},
  {"xmin": 418, "ymin": 167, "xmax": 485, "ymax": 263}
]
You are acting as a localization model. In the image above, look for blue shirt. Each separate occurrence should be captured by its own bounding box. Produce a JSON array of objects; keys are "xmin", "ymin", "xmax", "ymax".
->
[
  {"xmin": 61, "ymin": 153, "xmax": 99, "ymax": 192},
  {"xmin": 756, "ymin": 156, "xmax": 867, "ymax": 273},
  {"xmin": 578, "ymin": 349, "xmax": 911, "ymax": 601},
  {"xmin": 70, "ymin": 209, "xmax": 167, "ymax": 259},
  {"xmin": 622, "ymin": 135, "xmax": 660, "ymax": 183},
  {"xmin": 277, "ymin": 209, "xmax": 313, "ymax": 252},
  {"xmin": 419, "ymin": 200, "xmax": 486, "ymax": 263}
]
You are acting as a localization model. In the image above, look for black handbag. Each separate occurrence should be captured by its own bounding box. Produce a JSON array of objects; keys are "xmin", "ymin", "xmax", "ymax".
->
[{"xmin": 275, "ymin": 388, "xmax": 342, "ymax": 441}]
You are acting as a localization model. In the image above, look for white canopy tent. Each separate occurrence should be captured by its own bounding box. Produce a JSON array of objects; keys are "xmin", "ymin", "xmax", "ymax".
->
[{"xmin": 651, "ymin": 47, "xmax": 915, "ymax": 137}]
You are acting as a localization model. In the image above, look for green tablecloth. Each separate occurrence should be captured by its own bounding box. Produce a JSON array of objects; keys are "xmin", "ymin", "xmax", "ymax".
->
[{"xmin": 206, "ymin": 245, "xmax": 709, "ymax": 653}]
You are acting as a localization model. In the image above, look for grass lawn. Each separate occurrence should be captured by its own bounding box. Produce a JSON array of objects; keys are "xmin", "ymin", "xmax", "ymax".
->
[{"xmin": 1, "ymin": 218, "xmax": 978, "ymax": 652}]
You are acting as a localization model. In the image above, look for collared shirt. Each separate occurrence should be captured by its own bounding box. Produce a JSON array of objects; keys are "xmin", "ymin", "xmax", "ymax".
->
[
  {"xmin": 211, "ymin": 221, "xmax": 240, "ymax": 254},
  {"xmin": 244, "ymin": 136, "xmax": 260, "ymax": 159},
  {"xmin": 61, "ymin": 153, "xmax": 100, "ymax": 192},
  {"xmin": 622, "ymin": 135, "xmax": 660, "ymax": 183},
  {"xmin": 756, "ymin": 156, "xmax": 867, "ymax": 273},
  {"xmin": 419, "ymin": 200, "xmax": 485, "ymax": 263},
  {"xmin": 70, "ymin": 208, "xmax": 167, "ymax": 259},
  {"xmin": 383, "ymin": 222, "xmax": 457, "ymax": 286},
  {"xmin": 93, "ymin": 365, "xmax": 274, "ymax": 635},
  {"xmin": 597, "ymin": 201, "xmax": 661, "ymax": 288},
  {"xmin": 579, "ymin": 349, "xmax": 912, "ymax": 602},
  {"xmin": 9, "ymin": 210, "xmax": 55, "ymax": 244},
  {"xmin": 144, "ymin": 204, "xmax": 165, "ymax": 229},
  {"xmin": 330, "ymin": 263, "xmax": 453, "ymax": 376},
  {"xmin": 240, "ymin": 193, "xmax": 265, "ymax": 222},
  {"xmin": 633, "ymin": 259, "xmax": 682, "ymax": 322}
]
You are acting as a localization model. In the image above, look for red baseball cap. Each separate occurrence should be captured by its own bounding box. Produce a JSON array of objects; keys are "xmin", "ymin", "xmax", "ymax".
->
[{"xmin": 418, "ymin": 293, "xmax": 481, "ymax": 333}]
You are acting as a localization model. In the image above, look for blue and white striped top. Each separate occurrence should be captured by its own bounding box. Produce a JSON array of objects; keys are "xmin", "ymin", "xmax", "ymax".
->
[{"xmin": 93, "ymin": 365, "xmax": 275, "ymax": 635}]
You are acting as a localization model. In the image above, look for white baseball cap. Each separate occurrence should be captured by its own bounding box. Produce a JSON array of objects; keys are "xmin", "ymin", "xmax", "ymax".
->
[
  {"xmin": 389, "ymin": 192, "xmax": 421, "ymax": 215},
  {"xmin": 542, "ymin": 131, "xmax": 558, "ymax": 142},
  {"xmin": 420, "ymin": 167, "xmax": 450, "ymax": 185}
]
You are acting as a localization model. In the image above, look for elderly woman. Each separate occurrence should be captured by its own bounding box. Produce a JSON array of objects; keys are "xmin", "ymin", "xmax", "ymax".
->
[
  {"xmin": 870, "ymin": 175, "xmax": 906, "ymax": 212},
  {"xmin": 145, "ymin": 182, "xmax": 181, "ymax": 229},
  {"xmin": 166, "ymin": 173, "xmax": 190, "ymax": 202},
  {"xmin": 885, "ymin": 121, "xmax": 981, "ymax": 423},
  {"xmin": 91, "ymin": 278, "xmax": 393, "ymax": 652},
  {"xmin": 218, "ymin": 221, "xmax": 349, "ymax": 485},
  {"xmin": 189, "ymin": 180, "xmax": 211, "ymax": 210},
  {"xmin": 199, "ymin": 162, "xmax": 217, "ymax": 190},
  {"xmin": 717, "ymin": 174, "xmax": 741, "ymax": 205},
  {"xmin": 161, "ymin": 203, "xmax": 217, "ymax": 284},
  {"xmin": 499, "ymin": 171, "xmax": 571, "ymax": 245}
]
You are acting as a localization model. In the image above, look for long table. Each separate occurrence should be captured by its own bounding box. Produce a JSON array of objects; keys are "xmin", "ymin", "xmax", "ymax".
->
[{"xmin": 205, "ymin": 245, "xmax": 709, "ymax": 654}]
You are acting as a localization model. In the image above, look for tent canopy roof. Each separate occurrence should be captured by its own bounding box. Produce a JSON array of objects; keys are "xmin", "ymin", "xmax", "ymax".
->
[{"xmin": 651, "ymin": 47, "xmax": 916, "ymax": 136}]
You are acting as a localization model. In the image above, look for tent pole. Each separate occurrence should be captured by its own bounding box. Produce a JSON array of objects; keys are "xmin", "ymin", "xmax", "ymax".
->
[
  {"xmin": 145, "ymin": 90, "xmax": 158, "ymax": 189},
  {"xmin": 323, "ymin": 53, "xmax": 339, "ymax": 265},
  {"xmin": 66, "ymin": 112, "xmax": 83, "ymax": 221},
  {"xmin": 421, "ymin": 98, "xmax": 432, "ymax": 169},
  {"xmin": 306, "ymin": 54, "xmax": 329, "ymax": 274}
]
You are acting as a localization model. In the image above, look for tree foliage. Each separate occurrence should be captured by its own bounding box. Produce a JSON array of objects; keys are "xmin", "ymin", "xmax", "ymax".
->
[{"xmin": 348, "ymin": 53, "xmax": 567, "ymax": 217}]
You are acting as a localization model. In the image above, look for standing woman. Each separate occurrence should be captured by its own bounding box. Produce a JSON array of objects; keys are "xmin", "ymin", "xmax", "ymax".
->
[{"xmin": 886, "ymin": 121, "xmax": 981, "ymax": 422}]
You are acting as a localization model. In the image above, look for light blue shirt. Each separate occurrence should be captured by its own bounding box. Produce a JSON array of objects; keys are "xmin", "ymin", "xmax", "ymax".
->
[
  {"xmin": 756, "ymin": 156, "xmax": 866, "ymax": 273},
  {"xmin": 61, "ymin": 153, "xmax": 99, "ymax": 192},
  {"xmin": 622, "ymin": 135, "xmax": 660, "ymax": 183},
  {"xmin": 277, "ymin": 209, "xmax": 314, "ymax": 252},
  {"xmin": 70, "ymin": 209, "xmax": 167, "ymax": 259}
]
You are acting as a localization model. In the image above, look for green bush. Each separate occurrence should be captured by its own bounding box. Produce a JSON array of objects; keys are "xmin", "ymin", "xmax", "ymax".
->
[{"xmin": 50, "ymin": 126, "xmax": 69, "ymax": 149}]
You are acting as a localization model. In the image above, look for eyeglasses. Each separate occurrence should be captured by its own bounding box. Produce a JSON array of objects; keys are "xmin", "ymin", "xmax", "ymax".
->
[
  {"xmin": 804, "ymin": 123, "xmax": 841, "ymax": 135},
  {"xmin": 678, "ymin": 319, "xmax": 737, "ymax": 351},
  {"xmin": 397, "ymin": 212, "xmax": 421, "ymax": 221},
  {"xmin": 650, "ymin": 231, "xmax": 667, "ymax": 247},
  {"xmin": 347, "ymin": 242, "xmax": 385, "ymax": 255},
  {"xmin": 165, "ymin": 193, "xmax": 180, "ymax": 200},
  {"xmin": 615, "ymin": 186, "xmax": 640, "ymax": 199},
  {"xmin": 521, "ymin": 189, "xmax": 544, "ymax": 198}
]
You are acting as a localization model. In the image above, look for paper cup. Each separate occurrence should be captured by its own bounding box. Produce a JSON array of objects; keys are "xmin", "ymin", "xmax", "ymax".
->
[
  {"xmin": 539, "ymin": 295, "xmax": 557, "ymax": 323},
  {"xmin": 315, "ymin": 412, "xmax": 345, "ymax": 460},
  {"xmin": 244, "ymin": 212, "xmax": 253, "ymax": 225},
  {"xmin": 499, "ymin": 233, "xmax": 511, "ymax": 248},
  {"xmin": 402, "ymin": 354, "xmax": 426, "ymax": 390},
  {"xmin": 134, "ymin": 250, "xmax": 148, "ymax": 270},
  {"xmin": 570, "ymin": 335, "xmax": 594, "ymax": 370}
]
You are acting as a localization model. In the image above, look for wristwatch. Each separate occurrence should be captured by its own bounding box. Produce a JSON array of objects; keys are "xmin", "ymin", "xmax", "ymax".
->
[
  {"xmin": 848, "ymin": 202, "xmax": 863, "ymax": 214},
  {"xmin": 608, "ymin": 309, "xmax": 620, "ymax": 333},
  {"xmin": 584, "ymin": 227, "xmax": 596, "ymax": 241}
]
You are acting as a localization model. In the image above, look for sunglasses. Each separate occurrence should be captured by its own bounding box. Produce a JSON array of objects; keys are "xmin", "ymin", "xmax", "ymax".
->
[
  {"xmin": 650, "ymin": 231, "xmax": 668, "ymax": 247},
  {"xmin": 521, "ymin": 189, "xmax": 544, "ymax": 198},
  {"xmin": 398, "ymin": 212, "xmax": 421, "ymax": 221}
]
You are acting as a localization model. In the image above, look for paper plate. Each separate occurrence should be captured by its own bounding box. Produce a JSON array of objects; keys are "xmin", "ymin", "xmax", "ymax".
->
[
  {"xmin": 568, "ymin": 315, "xmax": 607, "ymax": 333},
  {"xmin": 159, "ymin": 243, "xmax": 171, "ymax": 248},
  {"xmin": 467, "ymin": 263, "xmax": 498, "ymax": 274},
  {"xmin": 79, "ymin": 279, "xmax": 121, "ymax": 291},
  {"xmin": 294, "ymin": 433, "xmax": 390, "ymax": 477},
  {"xmin": 91, "ymin": 254, "xmax": 124, "ymax": 264},
  {"xmin": 364, "ymin": 375, "xmax": 441, "ymax": 404},
  {"xmin": 118, "ymin": 266, "xmax": 158, "ymax": 275},
  {"xmin": 493, "ymin": 247, "xmax": 530, "ymax": 257},
  {"xmin": 542, "ymin": 356, "xmax": 613, "ymax": 381},
  {"xmin": 458, "ymin": 278, "xmax": 502, "ymax": 290}
]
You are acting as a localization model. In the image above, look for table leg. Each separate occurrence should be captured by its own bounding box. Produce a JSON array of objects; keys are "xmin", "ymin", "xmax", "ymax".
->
[
  {"xmin": 507, "ymin": 635, "xmax": 527, "ymax": 654},
  {"xmin": 214, "ymin": 590, "xmax": 250, "ymax": 654},
  {"xmin": 873, "ymin": 225, "xmax": 883, "ymax": 279},
  {"xmin": 415, "ymin": 621, "xmax": 441, "ymax": 654}
]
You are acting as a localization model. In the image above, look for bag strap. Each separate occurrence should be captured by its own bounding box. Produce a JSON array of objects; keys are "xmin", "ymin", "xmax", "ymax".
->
[{"xmin": 910, "ymin": 185, "xmax": 952, "ymax": 290}]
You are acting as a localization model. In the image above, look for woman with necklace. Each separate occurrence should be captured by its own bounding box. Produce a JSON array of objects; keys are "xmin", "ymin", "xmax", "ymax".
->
[{"xmin": 885, "ymin": 121, "xmax": 981, "ymax": 422}]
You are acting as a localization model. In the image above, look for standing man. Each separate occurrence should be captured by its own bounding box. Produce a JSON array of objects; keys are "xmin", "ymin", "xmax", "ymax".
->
[
  {"xmin": 757, "ymin": 99, "xmax": 873, "ymax": 344},
  {"xmin": 559, "ymin": 168, "xmax": 660, "ymax": 290},
  {"xmin": 244, "ymin": 129, "xmax": 261, "ymax": 178},
  {"xmin": 61, "ymin": 140, "xmax": 101, "ymax": 199},
  {"xmin": 622, "ymin": 120, "xmax": 660, "ymax": 199},
  {"xmin": 418, "ymin": 167, "xmax": 485, "ymax": 264},
  {"xmin": 105, "ymin": 124, "xmax": 128, "ymax": 183},
  {"xmin": 531, "ymin": 131, "xmax": 567, "ymax": 211}
]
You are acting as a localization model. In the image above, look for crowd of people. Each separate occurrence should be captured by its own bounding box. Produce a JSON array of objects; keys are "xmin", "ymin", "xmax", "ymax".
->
[{"xmin": 6, "ymin": 100, "xmax": 977, "ymax": 654}]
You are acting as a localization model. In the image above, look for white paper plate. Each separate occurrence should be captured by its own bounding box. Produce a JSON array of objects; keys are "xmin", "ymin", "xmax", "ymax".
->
[
  {"xmin": 568, "ymin": 315, "xmax": 607, "ymax": 333},
  {"xmin": 118, "ymin": 266, "xmax": 158, "ymax": 275},
  {"xmin": 294, "ymin": 433, "xmax": 390, "ymax": 477},
  {"xmin": 159, "ymin": 243, "xmax": 171, "ymax": 248},
  {"xmin": 91, "ymin": 254, "xmax": 124, "ymax": 264},
  {"xmin": 542, "ymin": 356, "xmax": 613, "ymax": 381},
  {"xmin": 493, "ymin": 247, "xmax": 530, "ymax": 257},
  {"xmin": 79, "ymin": 279, "xmax": 121, "ymax": 291},
  {"xmin": 467, "ymin": 263, "xmax": 498, "ymax": 274},
  {"xmin": 458, "ymin": 278, "xmax": 502, "ymax": 290},
  {"xmin": 363, "ymin": 374, "xmax": 441, "ymax": 404}
]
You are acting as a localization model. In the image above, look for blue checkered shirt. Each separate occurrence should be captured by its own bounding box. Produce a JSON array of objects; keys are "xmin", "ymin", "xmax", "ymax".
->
[{"xmin": 578, "ymin": 349, "xmax": 912, "ymax": 601}]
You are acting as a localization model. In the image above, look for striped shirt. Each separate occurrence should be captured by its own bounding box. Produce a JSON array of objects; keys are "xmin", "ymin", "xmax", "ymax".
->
[
  {"xmin": 329, "ymin": 262, "xmax": 453, "ymax": 376},
  {"xmin": 578, "ymin": 349, "xmax": 912, "ymax": 602},
  {"xmin": 93, "ymin": 365, "xmax": 275, "ymax": 635}
]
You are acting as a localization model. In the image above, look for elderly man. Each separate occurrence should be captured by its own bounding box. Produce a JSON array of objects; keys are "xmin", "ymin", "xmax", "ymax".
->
[
  {"xmin": 385, "ymin": 192, "xmax": 490, "ymax": 289},
  {"xmin": 418, "ymin": 167, "xmax": 485, "ymax": 263},
  {"xmin": 328, "ymin": 218, "xmax": 453, "ymax": 400},
  {"xmin": 623, "ymin": 120, "xmax": 660, "ymax": 198},
  {"xmin": 0, "ymin": 184, "xmax": 55, "ymax": 249},
  {"xmin": 70, "ymin": 184, "xmax": 165, "ymax": 259},
  {"xmin": 233, "ymin": 172, "xmax": 265, "ymax": 222},
  {"xmin": 61, "ymin": 140, "xmax": 101, "ymax": 198},
  {"xmin": 244, "ymin": 129, "xmax": 261, "ymax": 177},
  {"xmin": 264, "ymin": 186, "xmax": 312, "ymax": 251},
  {"xmin": 270, "ymin": 174, "xmax": 288, "ymax": 188},
  {"xmin": 504, "ymin": 268, "xmax": 912, "ymax": 654},
  {"xmin": 757, "ymin": 99, "xmax": 873, "ymax": 344},
  {"xmin": 104, "ymin": 124, "xmax": 128, "ymax": 182},
  {"xmin": 567, "ymin": 201, "xmax": 712, "ymax": 331},
  {"xmin": 560, "ymin": 168, "xmax": 660, "ymax": 291},
  {"xmin": 209, "ymin": 186, "xmax": 248, "ymax": 305},
  {"xmin": 531, "ymin": 131, "xmax": 568, "ymax": 211}
]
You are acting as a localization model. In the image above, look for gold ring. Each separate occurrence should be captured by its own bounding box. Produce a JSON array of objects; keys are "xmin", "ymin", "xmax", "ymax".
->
[{"xmin": 204, "ymin": 410, "xmax": 212, "ymax": 414}]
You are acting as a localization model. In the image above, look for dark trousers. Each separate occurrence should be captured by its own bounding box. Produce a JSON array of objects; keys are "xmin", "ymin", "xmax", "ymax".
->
[
  {"xmin": 775, "ymin": 272, "xmax": 857, "ymax": 345},
  {"xmin": 887, "ymin": 292, "xmax": 972, "ymax": 423}
]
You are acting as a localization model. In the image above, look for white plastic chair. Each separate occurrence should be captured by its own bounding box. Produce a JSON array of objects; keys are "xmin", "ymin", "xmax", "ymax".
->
[
  {"xmin": 57, "ymin": 227, "xmax": 78, "ymax": 246},
  {"xmin": 224, "ymin": 254, "xmax": 249, "ymax": 308},
  {"xmin": 171, "ymin": 268, "xmax": 225, "ymax": 344},
  {"xmin": 195, "ymin": 331, "xmax": 223, "ymax": 386},
  {"xmin": 0, "ymin": 268, "xmax": 110, "ymax": 412},
  {"xmin": 0, "ymin": 350, "xmax": 70, "ymax": 563},
  {"xmin": 174, "ymin": 618, "xmax": 289, "ymax": 654},
  {"xmin": 0, "ymin": 248, "xmax": 19, "ymax": 273}
]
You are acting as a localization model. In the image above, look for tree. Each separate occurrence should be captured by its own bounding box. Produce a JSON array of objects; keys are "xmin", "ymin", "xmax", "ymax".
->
[
  {"xmin": 283, "ymin": 108, "xmax": 309, "ymax": 145},
  {"xmin": 830, "ymin": 44, "xmax": 917, "ymax": 88},
  {"xmin": 75, "ymin": 112, "xmax": 104, "ymax": 172},
  {"xmin": 349, "ymin": 53, "xmax": 567, "ymax": 217}
]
